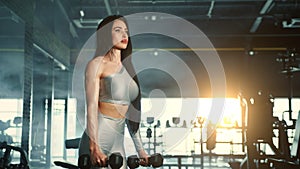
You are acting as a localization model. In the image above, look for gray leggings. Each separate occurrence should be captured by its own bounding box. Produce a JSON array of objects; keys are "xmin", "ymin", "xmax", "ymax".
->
[{"xmin": 79, "ymin": 113, "xmax": 127, "ymax": 169}]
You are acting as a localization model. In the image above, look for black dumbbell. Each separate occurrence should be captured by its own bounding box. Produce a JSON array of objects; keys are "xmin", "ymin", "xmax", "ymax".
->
[
  {"xmin": 126, "ymin": 155, "xmax": 140, "ymax": 169},
  {"xmin": 127, "ymin": 153, "xmax": 163, "ymax": 169},
  {"xmin": 78, "ymin": 152, "xmax": 123, "ymax": 169},
  {"xmin": 149, "ymin": 153, "xmax": 164, "ymax": 168}
]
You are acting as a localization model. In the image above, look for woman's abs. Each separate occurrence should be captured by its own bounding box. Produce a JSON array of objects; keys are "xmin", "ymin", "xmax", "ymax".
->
[{"xmin": 98, "ymin": 102, "xmax": 129, "ymax": 118}]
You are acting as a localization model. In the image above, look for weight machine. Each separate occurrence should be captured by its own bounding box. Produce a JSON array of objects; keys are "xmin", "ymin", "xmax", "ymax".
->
[{"xmin": 0, "ymin": 142, "xmax": 30, "ymax": 169}]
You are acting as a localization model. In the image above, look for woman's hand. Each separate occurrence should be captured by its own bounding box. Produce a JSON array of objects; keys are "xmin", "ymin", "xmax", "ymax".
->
[
  {"xmin": 137, "ymin": 149, "xmax": 150, "ymax": 166},
  {"xmin": 90, "ymin": 147, "xmax": 107, "ymax": 166}
]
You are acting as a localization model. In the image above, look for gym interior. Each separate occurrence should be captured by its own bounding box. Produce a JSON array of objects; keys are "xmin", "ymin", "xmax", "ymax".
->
[{"xmin": 0, "ymin": 0, "xmax": 300, "ymax": 169}]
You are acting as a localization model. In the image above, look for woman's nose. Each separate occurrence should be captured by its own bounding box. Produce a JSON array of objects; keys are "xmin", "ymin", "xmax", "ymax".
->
[{"xmin": 122, "ymin": 30, "xmax": 128, "ymax": 37}]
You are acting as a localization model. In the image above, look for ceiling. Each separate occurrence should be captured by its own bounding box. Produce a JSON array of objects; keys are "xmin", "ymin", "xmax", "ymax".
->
[
  {"xmin": 56, "ymin": 0, "xmax": 300, "ymax": 98},
  {"xmin": 1, "ymin": 0, "xmax": 300, "ymax": 99},
  {"xmin": 65, "ymin": 0, "xmax": 300, "ymax": 41}
]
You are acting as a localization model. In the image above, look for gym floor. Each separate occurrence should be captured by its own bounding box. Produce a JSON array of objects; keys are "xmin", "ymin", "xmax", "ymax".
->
[{"xmin": 29, "ymin": 155, "xmax": 240, "ymax": 169}]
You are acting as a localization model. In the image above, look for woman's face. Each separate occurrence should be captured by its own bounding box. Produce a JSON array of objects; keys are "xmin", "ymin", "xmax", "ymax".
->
[{"xmin": 111, "ymin": 19, "xmax": 129, "ymax": 50}]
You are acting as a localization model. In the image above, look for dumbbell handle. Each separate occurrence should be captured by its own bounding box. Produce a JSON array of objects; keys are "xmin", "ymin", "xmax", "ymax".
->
[
  {"xmin": 127, "ymin": 153, "xmax": 163, "ymax": 168},
  {"xmin": 78, "ymin": 152, "xmax": 123, "ymax": 169},
  {"xmin": 78, "ymin": 154, "xmax": 109, "ymax": 168}
]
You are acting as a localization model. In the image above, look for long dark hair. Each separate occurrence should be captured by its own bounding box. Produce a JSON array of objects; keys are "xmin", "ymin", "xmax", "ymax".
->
[
  {"xmin": 94, "ymin": 15, "xmax": 132, "ymax": 60},
  {"xmin": 95, "ymin": 15, "xmax": 141, "ymax": 135}
]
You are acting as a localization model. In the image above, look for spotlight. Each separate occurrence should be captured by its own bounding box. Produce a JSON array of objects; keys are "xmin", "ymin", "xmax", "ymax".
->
[
  {"xmin": 248, "ymin": 50, "xmax": 255, "ymax": 56},
  {"xmin": 250, "ymin": 98, "xmax": 255, "ymax": 104},
  {"xmin": 290, "ymin": 52, "xmax": 295, "ymax": 57}
]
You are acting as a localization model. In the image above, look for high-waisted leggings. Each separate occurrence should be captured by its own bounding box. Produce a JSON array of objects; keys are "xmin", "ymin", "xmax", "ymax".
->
[{"xmin": 79, "ymin": 113, "xmax": 127, "ymax": 169}]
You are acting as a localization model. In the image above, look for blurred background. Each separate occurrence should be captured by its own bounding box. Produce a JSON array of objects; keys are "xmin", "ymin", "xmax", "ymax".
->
[{"xmin": 0, "ymin": 0, "xmax": 300, "ymax": 169}]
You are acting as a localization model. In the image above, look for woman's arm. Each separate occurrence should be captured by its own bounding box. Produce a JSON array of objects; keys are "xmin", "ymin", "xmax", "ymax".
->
[
  {"xmin": 125, "ymin": 63, "xmax": 150, "ymax": 164},
  {"xmin": 85, "ymin": 58, "xmax": 106, "ymax": 165},
  {"xmin": 129, "ymin": 126, "xmax": 144, "ymax": 152},
  {"xmin": 129, "ymin": 126, "xmax": 149, "ymax": 165}
]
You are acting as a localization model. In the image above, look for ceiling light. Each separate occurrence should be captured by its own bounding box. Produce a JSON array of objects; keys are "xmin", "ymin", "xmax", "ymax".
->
[
  {"xmin": 246, "ymin": 49, "xmax": 255, "ymax": 56},
  {"xmin": 151, "ymin": 15, "xmax": 156, "ymax": 21},
  {"xmin": 248, "ymin": 50, "xmax": 255, "ymax": 56},
  {"xmin": 79, "ymin": 9, "xmax": 85, "ymax": 17},
  {"xmin": 250, "ymin": 98, "xmax": 255, "ymax": 105}
]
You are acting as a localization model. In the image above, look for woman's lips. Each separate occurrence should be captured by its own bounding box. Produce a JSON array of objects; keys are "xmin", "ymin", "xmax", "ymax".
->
[{"xmin": 121, "ymin": 39, "xmax": 128, "ymax": 44}]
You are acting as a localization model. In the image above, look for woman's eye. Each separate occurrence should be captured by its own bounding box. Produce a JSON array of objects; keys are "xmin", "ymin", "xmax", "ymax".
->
[{"xmin": 114, "ymin": 28, "xmax": 128, "ymax": 35}]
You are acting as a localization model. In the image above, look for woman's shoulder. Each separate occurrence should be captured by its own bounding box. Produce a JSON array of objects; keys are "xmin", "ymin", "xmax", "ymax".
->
[
  {"xmin": 85, "ymin": 56, "xmax": 106, "ymax": 73},
  {"xmin": 87, "ymin": 56, "xmax": 106, "ymax": 67},
  {"xmin": 90, "ymin": 56, "xmax": 104, "ymax": 63}
]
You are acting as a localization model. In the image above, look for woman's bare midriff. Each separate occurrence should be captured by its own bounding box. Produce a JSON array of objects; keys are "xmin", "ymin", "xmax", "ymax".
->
[{"xmin": 98, "ymin": 102, "xmax": 129, "ymax": 118}]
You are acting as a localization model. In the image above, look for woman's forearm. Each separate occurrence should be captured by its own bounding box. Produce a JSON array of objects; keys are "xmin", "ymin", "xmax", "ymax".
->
[
  {"xmin": 87, "ymin": 104, "xmax": 99, "ymax": 151},
  {"xmin": 130, "ymin": 128, "xmax": 144, "ymax": 152}
]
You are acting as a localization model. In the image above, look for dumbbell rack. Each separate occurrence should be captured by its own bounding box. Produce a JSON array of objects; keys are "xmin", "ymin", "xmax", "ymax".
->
[{"xmin": 141, "ymin": 118, "xmax": 164, "ymax": 155}]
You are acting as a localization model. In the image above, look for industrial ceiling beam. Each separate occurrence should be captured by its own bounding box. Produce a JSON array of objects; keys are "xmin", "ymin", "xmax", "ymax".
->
[
  {"xmin": 104, "ymin": 0, "xmax": 112, "ymax": 15},
  {"xmin": 249, "ymin": 0, "xmax": 274, "ymax": 33},
  {"xmin": 56, "ymin": 0, "xmax": 78, "ymax": 38}
]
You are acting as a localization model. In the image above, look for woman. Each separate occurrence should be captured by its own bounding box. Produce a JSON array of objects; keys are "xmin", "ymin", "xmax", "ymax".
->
[{"xmin": 79, "ymin": 15, "xmax": 149, "ymax": 168}]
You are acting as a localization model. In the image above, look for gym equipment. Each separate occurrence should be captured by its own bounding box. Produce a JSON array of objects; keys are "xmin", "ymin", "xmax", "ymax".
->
[
  {"xmin": 127, "ymin": 153, "xmax": 163, "ymax": 169},
  {"xmin": 146, "ymin": 128, "xmax": 152, "ymax": 138},
  {"xmin": 55, "ymin": 152, "xmax": 123, "ymax": 169},
  {"xmin": 149, "ymin": 153, "xmax": 164, "ymax": 168},
  {"xmin": 0, "ymin": 120, "xmax": 13, "ymax": 145},
  {"xmin": 165, "ymin": 120, "xmax": 171, "ymax": 128},
  {"xmin": 143, "ymin": 117, "xmax": 162, "ymax": 154},
  {"xmin": 12, "ymin": 117, "xmax": 22, "ymax": 127},
  {"xmin": 0, "ymin": 120, "xmax": 13, "ymax": 163},
  {"xmin": 30, "ymin": 120, "xmax": 46, "ymax": 162},
  {"xmin": 206, "ymin": 121, "xmax": 216, "ymax": 151},
  {"xmin": 78, "ymin": 152, "xmax": 123, "ymax": 169},
  {"xmin": 0, "ymin": 141, "xmax": 29, "ymax": 169},
  {"xmin": 165, "ymin": 117, "xmax": 186, "ymax": 128},
  {"xmin": 54, "ymin": 137, "xmax": 122, "ymax": 169},
  {"xmin": 276, "ymin": 50, "xmax": 300, "ymax": 126},
  {"xmin": 241, "ymin": 92, "xmax": 281, "ymax": 169},
  {"xmin": 267, "ymin": 111, "xmax": 300, "ymax": 169},
  {"xmin": 54, "ymin": 161, "xmax": 78, "ymax": 169},
  {"xmin": 65, "ymin": 138, "xmax": 80, "ymax": 149},
  {"xmin": 172, "ymin": 117, "xmax": 180, "ymax": 127},
  {"xmin": 54, "ymin": 137, "xmax": 80, "ymax": 168}
]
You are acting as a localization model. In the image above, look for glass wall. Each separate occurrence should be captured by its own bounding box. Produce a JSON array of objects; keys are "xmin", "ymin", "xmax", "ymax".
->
[
  {"xmin": 0, "ymin": 1, "xmax": 73, "ymax": 167},
  {"xmin": 0, "ymin": 1, "xmax": 25, "ymax": 164}
]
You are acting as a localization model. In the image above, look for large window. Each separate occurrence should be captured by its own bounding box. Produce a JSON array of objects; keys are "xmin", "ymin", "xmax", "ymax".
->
[
  {"xmin": 272, "ymin": 98, "xmax": 300, "ymax": 145},
  {"xmin": 0, "ymin": 98, "xmax": 77, "ymax": 164},
  {"xmin": 1, "ymin": 97, "xmax": 299, "ymax": 162},
  {"xmin": 49, "ymin": 99, "xmax": 77, "ymax": 163},
  {"xmin": 0, "ymin": 99, "xmax": 23, "ymax": 146},
  {"xmin": 124, "ymin": 98, "xmax": 243, "ymax": 155},
  {"xmin": 123, "ymin": 97, "xmax": 300, "ymax": 156}
]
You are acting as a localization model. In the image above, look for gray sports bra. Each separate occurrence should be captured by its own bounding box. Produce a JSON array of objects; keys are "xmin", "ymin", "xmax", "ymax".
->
[{"xmin": 99, "ymin": 66, "xmax": 139, "ymax": 105}]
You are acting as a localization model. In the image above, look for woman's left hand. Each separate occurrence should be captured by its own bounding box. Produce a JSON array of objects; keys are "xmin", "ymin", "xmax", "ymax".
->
[{"xmin": 137, "ymin": 149, "xmax": 150, "ymax": 166}]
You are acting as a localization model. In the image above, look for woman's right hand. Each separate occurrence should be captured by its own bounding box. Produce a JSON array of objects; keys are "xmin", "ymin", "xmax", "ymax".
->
[{"xmin": 90, "ymin": 147, "xmax": 108, "ymax": 166}]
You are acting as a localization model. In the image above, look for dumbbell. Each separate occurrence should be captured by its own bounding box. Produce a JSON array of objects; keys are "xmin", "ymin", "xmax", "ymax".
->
[
  {"xmin": 78, "ymin": 152, "xmax": 123, "ymax": 169},
  {"xmin": 127, "ymin": 153, "xmax": 163, "ymax": 169}
]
